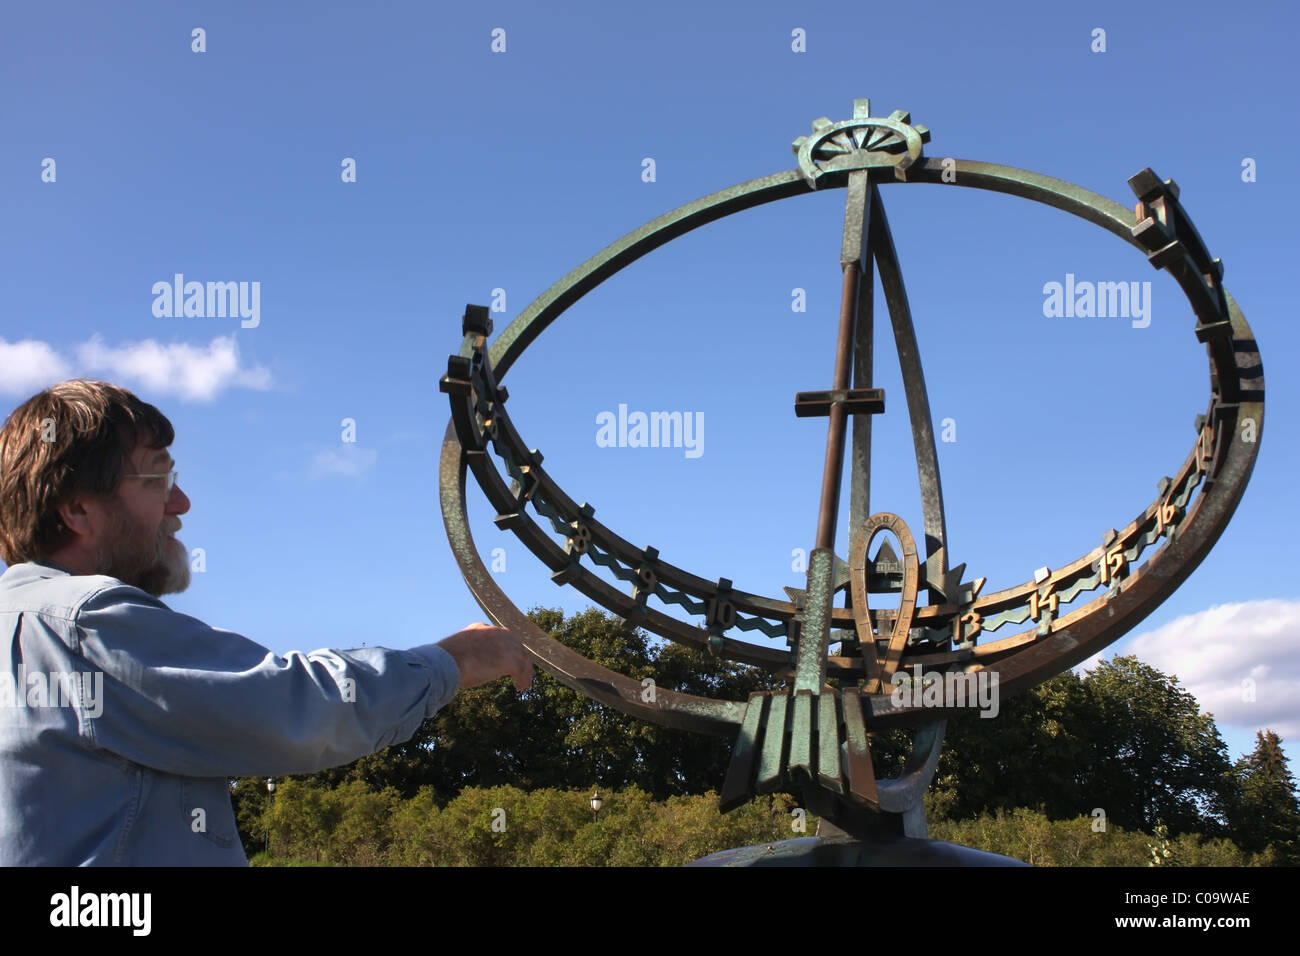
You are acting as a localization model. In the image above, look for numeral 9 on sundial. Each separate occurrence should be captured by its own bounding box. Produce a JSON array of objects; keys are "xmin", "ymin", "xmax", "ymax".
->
[
  {"xmin": 566, "ymin": 523, "xmax": 591, "ymax": 555},
  {"xmin": 634, "ymin": 565, "xmax": 657, "ymax": 594}
]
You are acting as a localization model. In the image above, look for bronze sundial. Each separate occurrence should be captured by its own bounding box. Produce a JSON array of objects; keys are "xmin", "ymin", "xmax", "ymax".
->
[{"xmin": 438, "ymin": 98, "xmax": 1264, "ymax": 840}]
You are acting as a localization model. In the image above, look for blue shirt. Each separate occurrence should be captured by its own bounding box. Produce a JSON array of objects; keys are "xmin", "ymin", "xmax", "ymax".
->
[{"xmin": 0, "ymin": 561, "xmax": 460, "ymax": 865}]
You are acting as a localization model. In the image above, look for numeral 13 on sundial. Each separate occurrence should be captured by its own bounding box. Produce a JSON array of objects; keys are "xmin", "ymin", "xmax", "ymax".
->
[{"xmin": 952, "ymin": 610, "xmax": 982, "ymax": 643}]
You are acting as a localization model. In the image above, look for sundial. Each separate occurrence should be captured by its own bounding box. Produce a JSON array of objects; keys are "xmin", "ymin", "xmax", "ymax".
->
[{"xmin": 439, "ymin": 98, "xmax": 1265, "ymax": 842}]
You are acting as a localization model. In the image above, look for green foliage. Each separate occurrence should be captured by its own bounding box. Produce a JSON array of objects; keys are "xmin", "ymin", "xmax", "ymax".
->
[
  {"xmin": 1084, "ymin": 657, "xmax": 1235, "ymax": 836},
  {"xmin": 229, "ymin": 776, "xmax": 273, "ymax": 853},
  {"xmin": 1228, "ymin": 730, "xmax": 1300, "ymax": 863},
  {"xmin": 294, "ymin": 607, "xmax": 780, "ymax": 802},
  {"xmin": 907, "ymin": 657, "xmax": 1240, "ymax": 839},
  {"xmin": 929, "ymin": 808, "xmax": 1267, "ymax": 867},
  {"xmin": 253, "ymin": 783, "xmax": 803, "ymax": 866},
  {"xmin": 918, "ymin": 669, "xmax": 1097, "ymax": 821},
  {"xmin": 1146, "ymin": 821, "xmax": 1176, "ymax": 866},
  {"xmin": 223, "ymin": 609, "xmax": 1299, "ymax": 866},
  {"xmin": 248, "ymin": 782, "xmax": 1272, "ymax": 867},
  {"xmin": 260, "ymin": 778, "xmax": 397, "ymax": 865}
]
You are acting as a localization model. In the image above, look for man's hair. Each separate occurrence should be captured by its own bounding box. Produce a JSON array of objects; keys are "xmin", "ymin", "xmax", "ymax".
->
[{"xmin": 0, "ymin": 380, "xmax": 174, "ymax": 565}]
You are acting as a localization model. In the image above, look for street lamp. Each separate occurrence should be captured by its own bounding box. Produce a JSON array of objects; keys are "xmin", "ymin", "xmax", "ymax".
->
[
  {"xmin": 590, "ymin": 790, "xmax": 603, "ymax": 823},
  {"xmin": 265, "ymin": 778, "xmax": 276, "ymax": 857}
]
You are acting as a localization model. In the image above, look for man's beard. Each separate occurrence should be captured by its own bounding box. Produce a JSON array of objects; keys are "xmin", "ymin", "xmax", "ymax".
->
[{"xmin": 96, "ymin": 505, "xmax": 191, "ymax": 597}]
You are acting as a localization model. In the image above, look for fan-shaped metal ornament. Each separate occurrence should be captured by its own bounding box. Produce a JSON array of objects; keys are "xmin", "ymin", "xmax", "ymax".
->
[{"xmin": 439, "ymin": 97, "xmax": 1264, "ymax": 840}]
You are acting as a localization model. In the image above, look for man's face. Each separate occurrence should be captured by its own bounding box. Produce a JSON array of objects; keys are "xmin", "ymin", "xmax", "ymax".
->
[{"xmin": 93, "ymin": 443, "xmax": 192, "ymax": 597}]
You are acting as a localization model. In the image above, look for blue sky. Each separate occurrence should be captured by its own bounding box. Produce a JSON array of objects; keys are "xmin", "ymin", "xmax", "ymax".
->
[{"xmin": 2, "ymin": 0, "xmax": 1296, "ymax": 768}]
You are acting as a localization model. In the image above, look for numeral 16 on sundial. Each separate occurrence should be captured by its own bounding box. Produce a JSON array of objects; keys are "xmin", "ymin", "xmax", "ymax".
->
[{"xmin": 1155, "ymin": 498, "xmax": 1178, "ymax": 536}]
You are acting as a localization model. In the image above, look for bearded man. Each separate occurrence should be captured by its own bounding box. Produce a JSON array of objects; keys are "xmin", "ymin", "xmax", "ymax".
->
[{"xmin": 0, "ymin": 380, "xmax": 533, "ymax": 865}]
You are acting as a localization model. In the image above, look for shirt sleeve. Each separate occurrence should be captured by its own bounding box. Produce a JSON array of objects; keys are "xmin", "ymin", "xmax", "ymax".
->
[{"xmin": 69, "ymin": 582, "xmax": 461, "ymax": 778}]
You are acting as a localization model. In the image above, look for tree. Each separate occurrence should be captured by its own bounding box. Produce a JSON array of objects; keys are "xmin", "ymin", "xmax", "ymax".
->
[
  {"xmin": 291, "ymin": 607, "xmax": 781, "ymax": 802},
  {"xmin": 1079, "ymin": 656, "xmax": 1235, "ymax": 836},
  {"xmin": 915, "ymin": 669, "xmax": 1099, "ymax": 822},
  {"xmin": 905, "ymin": 656, "xmax": 1238, "ymax": 839},
  {"xmin": 241, "ymin": 614, "xmax": 1253, "ymax": 854},
  {"xmin": 1229, "ymin": 730, "xmax": 1300, "ymax": 863},
  {"xmin": 229, "ymin": 776, "xmax": 273, "ymax": 855}
]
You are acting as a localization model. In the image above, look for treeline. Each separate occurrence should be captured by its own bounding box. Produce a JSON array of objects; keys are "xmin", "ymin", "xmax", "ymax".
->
[{"xmin": 230, "ymin": 607, "xmax": 1300, "ymax": 865}]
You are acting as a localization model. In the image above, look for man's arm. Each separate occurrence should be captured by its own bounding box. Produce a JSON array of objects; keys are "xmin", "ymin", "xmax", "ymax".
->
[{"xmin": 70, "ymin": 583, "xmax": 532, "ymax": 778}]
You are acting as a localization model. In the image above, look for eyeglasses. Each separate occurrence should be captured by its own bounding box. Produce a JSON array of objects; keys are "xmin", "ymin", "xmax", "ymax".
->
[{"xmin": 122, "ymin": 470, "xmax": 179, "ymax": 496}]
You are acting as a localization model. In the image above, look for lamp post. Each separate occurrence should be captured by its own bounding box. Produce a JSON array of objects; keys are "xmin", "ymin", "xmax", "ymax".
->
[
  {"xmin": 590, "ymin": 790, "xmax": 603, "ymax": 823},
  {"xmin": 265, "ymin": 777, "xmax": 276, "ymax": 857}
]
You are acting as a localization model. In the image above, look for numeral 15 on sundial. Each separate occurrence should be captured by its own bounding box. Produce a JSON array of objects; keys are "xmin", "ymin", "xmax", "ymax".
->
[{"xmin": 1098, "ymin": 546, "xmax": 1127, "ymax": 584}]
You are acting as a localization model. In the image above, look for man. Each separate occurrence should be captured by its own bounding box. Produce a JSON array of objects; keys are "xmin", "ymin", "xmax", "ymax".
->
[{"xmin": 0, "ymin": 380, "xmax": 534, "ymax": 865}]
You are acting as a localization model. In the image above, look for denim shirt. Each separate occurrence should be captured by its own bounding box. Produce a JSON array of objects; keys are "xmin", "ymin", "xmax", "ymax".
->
[{"xmin": 0, "ymin": 561, "xmax": 460, "ymax": 866}]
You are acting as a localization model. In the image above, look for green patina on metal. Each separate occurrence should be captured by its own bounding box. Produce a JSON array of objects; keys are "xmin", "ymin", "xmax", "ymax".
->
[{"xmin": 439, "ymin": 97, "xmax": 1264, "ymax": 840}]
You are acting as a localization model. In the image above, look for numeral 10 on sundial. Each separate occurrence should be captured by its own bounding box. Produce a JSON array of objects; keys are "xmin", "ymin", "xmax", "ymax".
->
[{"xmin": 706, "ymin": 595, "xmax": 736, "ymax": 631}]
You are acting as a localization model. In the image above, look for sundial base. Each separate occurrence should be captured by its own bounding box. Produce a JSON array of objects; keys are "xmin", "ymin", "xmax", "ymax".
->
[{"xmin": 685, "ymin": 834, "xmax": 1028, "ymax": 867}]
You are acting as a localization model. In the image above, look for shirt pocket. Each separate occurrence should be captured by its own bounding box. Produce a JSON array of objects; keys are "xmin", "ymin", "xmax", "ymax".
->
[{"xmin": 180, "ymin": 778, "xmax": 238, "ymax": 849}]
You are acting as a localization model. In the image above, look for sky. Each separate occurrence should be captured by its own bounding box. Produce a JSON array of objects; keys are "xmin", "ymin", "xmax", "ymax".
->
[{"xmin": 1, "ymin": 0, "xmax": 1296, "ymax": 770}]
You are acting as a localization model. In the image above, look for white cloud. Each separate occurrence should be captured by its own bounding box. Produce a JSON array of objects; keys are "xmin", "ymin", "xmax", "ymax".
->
[
  {"xmin": 1106, "ymin": 599, "xmax": 1300, "ymax": 743},
  {"xmin": 76, "ymin": 334, "xmax": 271, "ymax": 402},
  {"xmin": 0, "ymin": 335, "xmax": 272, "ymax": 403},
  {"xmin": 0, "ymin": 338, "xmax": 74, "ymax": 395},
  {"xmin": 309, "ymin": 444, "xmax": 379, "ymax": 478}
]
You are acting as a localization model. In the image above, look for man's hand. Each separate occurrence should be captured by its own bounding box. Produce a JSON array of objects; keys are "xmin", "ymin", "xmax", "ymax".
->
[{"xmin": 437, "ymin": 622, "xmax": 534, "ymax": 692}]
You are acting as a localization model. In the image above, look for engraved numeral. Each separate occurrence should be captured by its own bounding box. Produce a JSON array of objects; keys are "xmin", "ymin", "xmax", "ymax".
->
[
  {"xmin": 635, "ymin": 565, "xmax": 657, "ymax": 592},
  {"xmin": 566, "ymin": 523, "xmax": 591, "ymax": 555},
  {"xmin": 706, "ymin": 595, "xmax": 736, "ymax": 631},
  {"xmin": 1195, "ymin": 427, "xmax": 1213, "ymax": 473},
  {"xmin": 953, "ymin": 610, "xmax": 982, "ymax": 643},
  {"xmin": 1155, "ymin": 498, "xmax": 1177, "ymax": 536},
  {"xmin": 1029, "ymin": 587, "xmax": 1058, "ymax": 620},
  {"xmin": 1099, "ymin": 546, "xmax": 1126, "ymax": 584}
]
